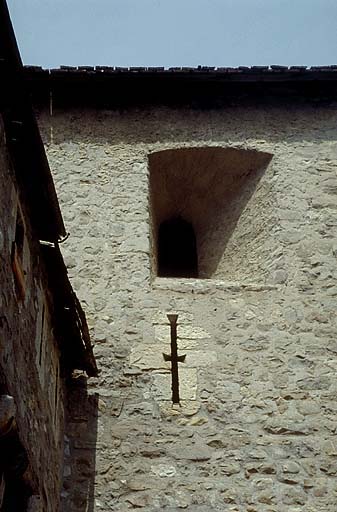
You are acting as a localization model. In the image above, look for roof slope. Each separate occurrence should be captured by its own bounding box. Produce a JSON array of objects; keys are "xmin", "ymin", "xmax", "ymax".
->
[
  {"xmin": 25, "ymin": 65, "xmax": 337, "ymax": 108},
  {"xmin": 0, "ymin": 0, "xmax": 97, "ymax": 377}
]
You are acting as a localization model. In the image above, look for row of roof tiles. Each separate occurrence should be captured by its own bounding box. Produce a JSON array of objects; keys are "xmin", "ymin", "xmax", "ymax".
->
[{"xmin": 24, "ymin": 64, "xmax": 337, "ymax": 74}]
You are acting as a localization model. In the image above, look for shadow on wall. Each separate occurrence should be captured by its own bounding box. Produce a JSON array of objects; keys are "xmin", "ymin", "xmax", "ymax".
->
[
  {"xmin": 0, "ymin": 372, "xmax": 33, "ymax": 511},
  {"xmin": 149, "ymin": 147, "xmax": 273, "ymax": 281},
  {"xmin": 62, "ymin": 374, "xmax": 98, "ymax": 512},
  {"xmin": 39, "ymin": 107, "xmax": 337, "ymax": 146}
]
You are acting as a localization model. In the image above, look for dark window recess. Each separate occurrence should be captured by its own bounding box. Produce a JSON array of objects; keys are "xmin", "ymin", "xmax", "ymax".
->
[
  {"xmin": 158, "ymin": 217, "xmax": 198, "ymax": 278},
  {"xmin": 0, "ymin": 430, "xmax": 30, "ymax": 512}
]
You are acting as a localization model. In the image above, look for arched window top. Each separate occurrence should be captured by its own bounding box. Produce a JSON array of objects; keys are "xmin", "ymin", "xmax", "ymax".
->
[{"xmin": 158, "ymin": 217, "xmax": 198, "ymax": 278}]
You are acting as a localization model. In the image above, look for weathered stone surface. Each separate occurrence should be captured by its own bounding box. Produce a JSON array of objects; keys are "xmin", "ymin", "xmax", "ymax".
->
[
  {"xmin": 27, "ymin": 495, "xmax": 43, "ymax": 512},
  {"xmin": 37, "ymin": 105, "xmax": 337, "ymax": 511},
  {"xmin": 151, "ymin": 368, "xmax": 198, "ymax": 401},
  {"xmin": 0, "ymin": 395, "xmax": 15, "ymax": 434},
  {"xmin": 169, "ymin": 444, "xmax": 212, "ymax": 461},
  {"xmin": 150, "ymin": 464, "xmax": 177, "ymax": 477},
  {"xmin": 130, "ymin": 344, "xmax": 170, "ymax": 370}
]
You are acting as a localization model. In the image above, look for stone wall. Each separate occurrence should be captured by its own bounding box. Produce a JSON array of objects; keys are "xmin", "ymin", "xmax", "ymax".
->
[
  {"xmin": 0, "ymin": 115, "xmax": 65, "ymax": 511},
  {"xmin": 39, "ymin": 104, "xmax": 337, "ymax": 511}
]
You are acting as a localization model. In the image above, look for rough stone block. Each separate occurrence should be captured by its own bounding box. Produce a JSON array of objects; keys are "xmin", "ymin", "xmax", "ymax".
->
[
  {"xmin": 130, "ymin": 344, "xmax": 170, "ymax": 370},
  {"xmin": 27, "ymin": 495, "xmax": 42, "ymax": 512},
  {"xmin": 0, "ymin": 395, "xmax": 15, "ymax": 435},
  {"xmin": 151, "ymin": 368, "xmax": 197, "ymax": 401},
  {"xmin": 184, "ymin": 350, "xmax": 217, "ymax": 367}
]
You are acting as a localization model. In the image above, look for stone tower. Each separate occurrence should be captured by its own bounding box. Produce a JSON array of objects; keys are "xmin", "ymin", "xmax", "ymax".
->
[{"xmin": 28, "ymin": 67, "xmax": 337, "ymax": 511}]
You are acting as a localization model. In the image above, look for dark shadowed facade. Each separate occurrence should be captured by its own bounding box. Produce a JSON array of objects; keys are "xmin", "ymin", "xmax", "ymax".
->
[{"xmin": 0, "ymin": 1, "xmax": 96, "ymax": 510}]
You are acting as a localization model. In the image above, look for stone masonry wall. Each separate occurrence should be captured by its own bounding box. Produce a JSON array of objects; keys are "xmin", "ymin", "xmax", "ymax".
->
[
  {"xmin": 39, "ymin": 104, "xmax": 337, "ymax": 511},
  {"xmin": 0, "ymin": 115, "xmax": 65, "ymax": 511}
]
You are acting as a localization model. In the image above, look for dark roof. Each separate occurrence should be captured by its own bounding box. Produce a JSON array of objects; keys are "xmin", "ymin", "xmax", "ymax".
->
[
  {"xmin": 42, "ymin": 244, "xmax": 97, "ymax": 377},
  {"xmin": 0, "ymin": 0, "xmax": 65, "ymax": 242},
  {"xmin": 26, "ymin": 64, "xmax": 337, "ymax": 74},
  {"xmin": 25, "ymin": 65, "xmax": 337, "ymax": 108},
  {"xmin": 0, "ymin": 0, "xmax": 97, "ymax": 377}
]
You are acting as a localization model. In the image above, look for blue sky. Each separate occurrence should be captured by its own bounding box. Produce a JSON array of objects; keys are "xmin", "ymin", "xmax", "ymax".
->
[{"xmin": 7, "ymin": 0, "xmax": 337, "ymax": 68}]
